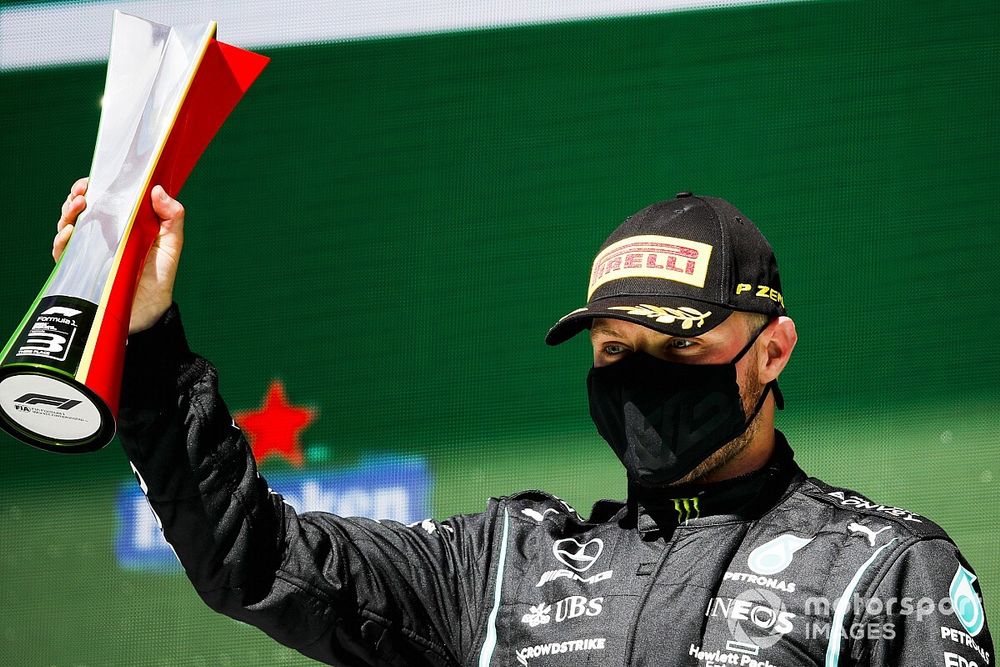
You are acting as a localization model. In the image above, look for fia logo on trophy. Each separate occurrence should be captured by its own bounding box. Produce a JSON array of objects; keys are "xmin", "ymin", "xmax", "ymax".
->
[{"xmin": 0, "ymin": 11, "xmax": 268, "ymax": 453}]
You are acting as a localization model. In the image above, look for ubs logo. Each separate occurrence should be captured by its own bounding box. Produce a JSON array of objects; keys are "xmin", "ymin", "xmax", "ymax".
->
[{"xmin": 521, "ymin": 595, "xmax": 604, "ymax": 627}]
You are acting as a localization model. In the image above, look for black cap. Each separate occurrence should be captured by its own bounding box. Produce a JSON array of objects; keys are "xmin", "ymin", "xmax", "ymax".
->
[{"xmin": 545, "ymin": 193, "xmax": 786, "ymax": 345}]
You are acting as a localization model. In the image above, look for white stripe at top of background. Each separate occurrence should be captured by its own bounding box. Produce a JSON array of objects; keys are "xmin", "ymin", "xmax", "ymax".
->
[{"xmin": 1, "ymin": 0, "xmax": 799, "ymax": 72}]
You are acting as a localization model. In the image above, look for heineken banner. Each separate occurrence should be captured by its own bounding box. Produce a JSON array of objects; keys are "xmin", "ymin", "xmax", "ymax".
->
[{"xmin": 0, "ymin": 0, "xmax": 997, "ymax": 664}]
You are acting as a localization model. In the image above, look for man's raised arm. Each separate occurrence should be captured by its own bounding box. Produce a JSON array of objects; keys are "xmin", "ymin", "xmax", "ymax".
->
[{"xmin": 55, "ymin": 181, "xmax": 501, "ymax": 666}]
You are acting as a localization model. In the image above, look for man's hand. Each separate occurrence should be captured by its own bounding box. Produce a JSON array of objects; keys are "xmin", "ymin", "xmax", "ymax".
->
[{"xmin": 54, "ymin": 177, "xmax": 185, "ymax": 334}]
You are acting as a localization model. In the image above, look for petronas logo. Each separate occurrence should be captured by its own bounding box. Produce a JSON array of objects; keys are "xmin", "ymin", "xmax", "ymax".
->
[
  {"xmin": 747, "ymin": 534, "xmax": 813, "ymax": 575},
  {"xmin": 950, "ymin": 566, "xmax": 985, "ymax": 637}
]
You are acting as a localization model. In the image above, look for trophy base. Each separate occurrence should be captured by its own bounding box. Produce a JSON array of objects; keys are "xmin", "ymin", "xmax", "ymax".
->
[{"xmin": 0, "ymin": 366, "xmax": 115, "ymax": 453}]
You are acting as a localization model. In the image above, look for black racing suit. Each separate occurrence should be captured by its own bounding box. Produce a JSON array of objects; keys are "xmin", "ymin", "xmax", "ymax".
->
[{"xmin": 118, "ymin": 306, "xmax": 994, "ymax": 667}]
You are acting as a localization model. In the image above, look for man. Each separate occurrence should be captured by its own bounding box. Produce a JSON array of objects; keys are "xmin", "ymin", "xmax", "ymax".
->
[{"xmin": 56, "ymin": 181, "xmax": 993, "ymax": 666}]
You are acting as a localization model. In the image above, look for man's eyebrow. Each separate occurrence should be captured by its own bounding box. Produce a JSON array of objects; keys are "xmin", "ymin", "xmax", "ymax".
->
[
  {"xmin": 590, "ymin": 323, "xmax": 624, "ymax": 337},
  {"xmin": 590, "ymin": 323, "xmax": 718, "ymax": 346}
]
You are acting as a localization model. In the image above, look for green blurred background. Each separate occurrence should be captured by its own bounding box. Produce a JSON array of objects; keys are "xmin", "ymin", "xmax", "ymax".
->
[{"xmin": 1, "ymin": 0, "xmax": 997, "ymax": 664}]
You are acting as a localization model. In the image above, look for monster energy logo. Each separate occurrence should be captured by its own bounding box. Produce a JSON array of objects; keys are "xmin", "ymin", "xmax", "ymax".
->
[{"xmin": 673, "ymin": 496, "xmax": 700, "ymax": 524}]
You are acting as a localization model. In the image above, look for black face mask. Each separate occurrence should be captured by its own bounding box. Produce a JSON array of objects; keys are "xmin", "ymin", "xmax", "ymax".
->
[{"xmin": 587, "ymin": 328, "xmax": 773, "ymax": 488}]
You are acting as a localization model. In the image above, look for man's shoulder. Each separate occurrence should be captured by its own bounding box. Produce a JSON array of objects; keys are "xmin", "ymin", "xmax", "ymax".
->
[
  {"xmin": 790, "ymin": 475, "xmax": 952, "ymax": 543},
  {"xmin": 487, "ymin": 489, "xmax": 624, "ymax": 526},
  {"xmin": 490, "ymin": 489, "xmax": 585, "ymax": 524}
]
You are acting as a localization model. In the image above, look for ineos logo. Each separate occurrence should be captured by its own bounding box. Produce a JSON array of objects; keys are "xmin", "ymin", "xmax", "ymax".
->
[
  {"xmin": 552, "ymin": 538, "xmax": 604, "ymax": 572},
  {"xmin": 707, "ymin": 589, "xmax": 796, "ymax": 650},
  {"xmin": 14, "ymin": 393, "xmax": 82, "ymax": 410}
]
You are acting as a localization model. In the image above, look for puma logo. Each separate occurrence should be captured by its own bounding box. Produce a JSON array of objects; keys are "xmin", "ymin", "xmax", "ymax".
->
[
  {"xmin": 522, "ymin": 507, "xmax": 559, "ymax": 522},
  {"xmin": 848, "ymin": 522, "xmax": 890, "ymax": 546}
]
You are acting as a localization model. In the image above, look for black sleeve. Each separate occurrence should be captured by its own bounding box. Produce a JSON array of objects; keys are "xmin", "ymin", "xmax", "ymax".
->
[
  {"xmin": 856, "ymin": 538, "xmax": 994, "ymax": 667},
  {"xmin": 117, "ymin": 305, "xmax": 502, "ymax": 666}
]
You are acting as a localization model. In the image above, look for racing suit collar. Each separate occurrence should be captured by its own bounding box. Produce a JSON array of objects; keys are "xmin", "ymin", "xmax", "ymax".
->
[{"xmin": 629, "ymin": 430, "xmax": 803, "ymax": 535}]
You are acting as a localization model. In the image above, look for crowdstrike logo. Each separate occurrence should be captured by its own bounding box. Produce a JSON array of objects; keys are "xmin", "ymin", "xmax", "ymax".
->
[
  {"xmin": 514, "ymin": 638, "xmax": 606, "ymax": 666},
  {"xmin": 553, "ymin": 538, "xmax": 603, "ymax": 572}
]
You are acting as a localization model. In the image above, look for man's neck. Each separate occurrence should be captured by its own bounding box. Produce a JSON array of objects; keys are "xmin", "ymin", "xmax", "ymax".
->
[
  {"xmin": 693, "ymin": 397, "xmax": 777, "ymax": 484},
  {"xmin": 628, "ymin": 427, "xmax": 798, "ymax": 528}
]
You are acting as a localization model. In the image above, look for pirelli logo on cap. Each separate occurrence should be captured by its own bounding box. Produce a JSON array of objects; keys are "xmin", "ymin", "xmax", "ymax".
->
[{"xmin": 588, "ymin": 235, "xmax": 713, "ymax": 298}]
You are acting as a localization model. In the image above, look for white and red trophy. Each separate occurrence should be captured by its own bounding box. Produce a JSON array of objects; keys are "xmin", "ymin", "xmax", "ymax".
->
[{"xmin": 0, "ymin": 11, "xmax": 268, "ymax": 453}]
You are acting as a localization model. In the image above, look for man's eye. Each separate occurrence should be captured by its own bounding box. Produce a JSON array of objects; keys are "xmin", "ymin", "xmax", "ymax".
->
[
  {"xmin": 603, "ymin": 343, "xmax": 628, "ymax": 356},
  {"xmin": 668, "ymin": 339, "xmax": 695, "ymax": 349}
]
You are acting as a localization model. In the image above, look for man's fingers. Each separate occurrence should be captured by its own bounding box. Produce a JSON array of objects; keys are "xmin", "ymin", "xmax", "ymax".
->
[
  {"xmin": 150, "ymin": 185, "xmax": 185, "ymax": 226},
  {"xmin": 57, "ymin": 178, "xmax": 89, "ymax": 230},
  {"xmin": 59, "ymin": 194, "xmax": 87, "ymax": 229},
  {"xmin": 70, "ymin": 177, "xmax": 89, "ymax": 197},
  {"xmin": 52, "ymin": 223, "xmax": 74, "ymax": 262},
  {"xmin": 54, "ymin": 182, "xmax": 181, "ymax": 265}
]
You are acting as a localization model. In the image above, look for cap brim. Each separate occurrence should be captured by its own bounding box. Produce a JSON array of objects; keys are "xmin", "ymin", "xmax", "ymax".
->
[{"xmin": 545, "ymin": 296, "xmax": 733, "ymax": 346}]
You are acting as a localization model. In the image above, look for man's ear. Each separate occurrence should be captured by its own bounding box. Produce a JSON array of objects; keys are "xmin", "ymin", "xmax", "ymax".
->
[{"xmin": 757, "ymin": 316, "xmax": 797, "ymax": 383}]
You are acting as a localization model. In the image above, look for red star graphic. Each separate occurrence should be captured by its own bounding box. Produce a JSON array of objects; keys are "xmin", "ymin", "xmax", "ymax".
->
[{"xmin": 234, "ymin": 380, "xmax": 316, "ymax": 467}]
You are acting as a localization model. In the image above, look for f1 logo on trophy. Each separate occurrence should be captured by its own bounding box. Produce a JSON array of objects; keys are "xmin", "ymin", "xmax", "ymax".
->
[{"xmin": 0, "ymin": 11, "xmax": 268, "ymax": 453}]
